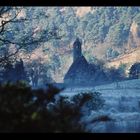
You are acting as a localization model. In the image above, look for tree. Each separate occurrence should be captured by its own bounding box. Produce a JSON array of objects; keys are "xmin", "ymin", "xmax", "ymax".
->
[
  {"xmin": 26, "ymin": 58, "xmax": 53, "ymax": 88},
  {"xmin": 0, "ymin": 7, "xmax": 61, "ymax": 66},
  {"xmin": 1, "ymin": 58, "xmax": 28, "ymax": 83},
  {"xmin": 14, "ymin": 59, "xmax": 28, "ymax": 82},
  {"xmin": 129, "ymin": 62, "xmax": 140, "ymax": 79},
  {"xmin": 106, "ymin": 67, "xmax": 125, "ymax": 82},
  {"xmin": 2, "ymin": 61, "xmax": 15, "ymax": 83},
  {"xmin": 106, "ymin": 48, "xmax": 119, "ymax": 59}
]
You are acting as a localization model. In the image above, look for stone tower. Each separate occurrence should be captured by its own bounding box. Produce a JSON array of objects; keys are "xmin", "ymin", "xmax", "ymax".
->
[{"xmin": 73, "ymin": 38, "xmax": 82, "ymax": 62}]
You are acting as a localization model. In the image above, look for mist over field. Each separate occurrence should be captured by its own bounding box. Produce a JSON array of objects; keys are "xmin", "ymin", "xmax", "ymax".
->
[{"xmin": 0, "ymin": 7, "xmax": 140, "ymax": 133}]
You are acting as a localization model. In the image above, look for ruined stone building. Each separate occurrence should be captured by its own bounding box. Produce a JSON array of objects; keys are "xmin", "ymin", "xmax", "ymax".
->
[{"xmin": 64, "ymin": 38, "xmax": 108, "ymax": 86}]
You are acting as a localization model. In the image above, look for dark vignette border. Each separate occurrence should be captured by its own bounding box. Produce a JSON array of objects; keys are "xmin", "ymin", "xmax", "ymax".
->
[
  {"xmin": 1, "ymin": 0, "xmax": 140, "ymax": 6},
  {"xmin": 0, "ymin": 0, "xmax": 140, "ymax": 139}
]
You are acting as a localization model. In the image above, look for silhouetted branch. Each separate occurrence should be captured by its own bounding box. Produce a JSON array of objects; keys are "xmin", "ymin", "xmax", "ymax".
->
[{"xmin": 0, "ymin": 7, "xmax": 63, "ymax": 65}]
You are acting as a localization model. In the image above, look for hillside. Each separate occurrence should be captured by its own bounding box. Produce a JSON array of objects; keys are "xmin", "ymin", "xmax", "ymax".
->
[
  {"xmin": 106, "ymin": 47, "xmax": 140, "ymax": 75},
  {"xmin": 94, "ymin": 19, "xmax": 140, "ymax": 76},
  {"xmin": 1, "ymin": 7, "xmax": 140, "ymax": 82}
]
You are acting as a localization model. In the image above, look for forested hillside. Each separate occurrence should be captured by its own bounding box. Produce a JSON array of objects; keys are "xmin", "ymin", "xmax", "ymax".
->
[{"xmin": 1, "ymin": 7, "xmax": 140, "ymax": 82}]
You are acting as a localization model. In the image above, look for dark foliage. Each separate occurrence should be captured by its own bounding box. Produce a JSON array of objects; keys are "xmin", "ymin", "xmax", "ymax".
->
[
  {"xmin": 105, "ymin": 67, "xmax": 126, "ymax": 82},
  {"xmin": 72, "ymin": 91, "xmax": 105, "ymax": 111},
  {"xmin": 1, "ymin": 59, "xmax": 28, "ymax": 84},
  {"xmin": 91, "ymin": 115, "xmax": 113, "ymax": 123},
  {"xmin": 129, "ymin": 62, "xmax": 140, "ymax": 79},
  {"xmin": 0, "ymin": 82, "xmax": 104, "ymax": 132},
  {"xmin": 14, "ymin": 59, "xmax": 28, "ymax": 82},
  {"xmin": 1, "ymin": 61, "xmax": 15, "ymax": 83}
]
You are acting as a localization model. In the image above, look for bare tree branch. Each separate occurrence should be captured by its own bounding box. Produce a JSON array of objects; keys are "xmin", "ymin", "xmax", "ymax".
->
[
  {"xmin": 0, "ymin": 7, "xmax": 23, "ymax": 34},
  {"xmin": 0, "ymin": 7, "xmax": 63, "ymax": 66}
]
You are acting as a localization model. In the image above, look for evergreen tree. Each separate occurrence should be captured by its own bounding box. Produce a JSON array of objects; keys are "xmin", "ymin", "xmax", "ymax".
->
[
  {"xmin": 2, "ymin": 62, "xmax": 15, "ymax": 83},
  {"xmin": 14, "ymin": 59, "xmax": 28, "ymax": 82},
  {"xmin": 129, "ymin": 63, "xmax": 140, "ymax": 79}
]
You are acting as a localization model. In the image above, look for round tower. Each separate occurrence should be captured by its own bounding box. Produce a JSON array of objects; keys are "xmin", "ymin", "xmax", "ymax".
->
[{"xmin": 73, "ymin": 38, "xmax": 82, "ymax": 62}]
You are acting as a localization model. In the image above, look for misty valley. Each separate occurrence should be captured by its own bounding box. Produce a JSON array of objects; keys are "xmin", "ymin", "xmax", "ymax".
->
[{"xmin": 0, "ymin": 7, "xmax": 140, "ymax": 133}]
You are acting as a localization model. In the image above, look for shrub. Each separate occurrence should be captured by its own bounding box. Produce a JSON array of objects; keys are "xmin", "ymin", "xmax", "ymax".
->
[
  {"xmin": 91, "ymin": 115, "xmax": 113, "ymax": 123},
  {"xmin": 129, "ymin": 63, "xmax": 140, "ymax": 79},
  {"xmin": 0, "ymin": 83, "xmax": 104, "ymax": 132},
  {"xmin": 72, "ymin": 91, "xmax": 105, "ymax": 111}
]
